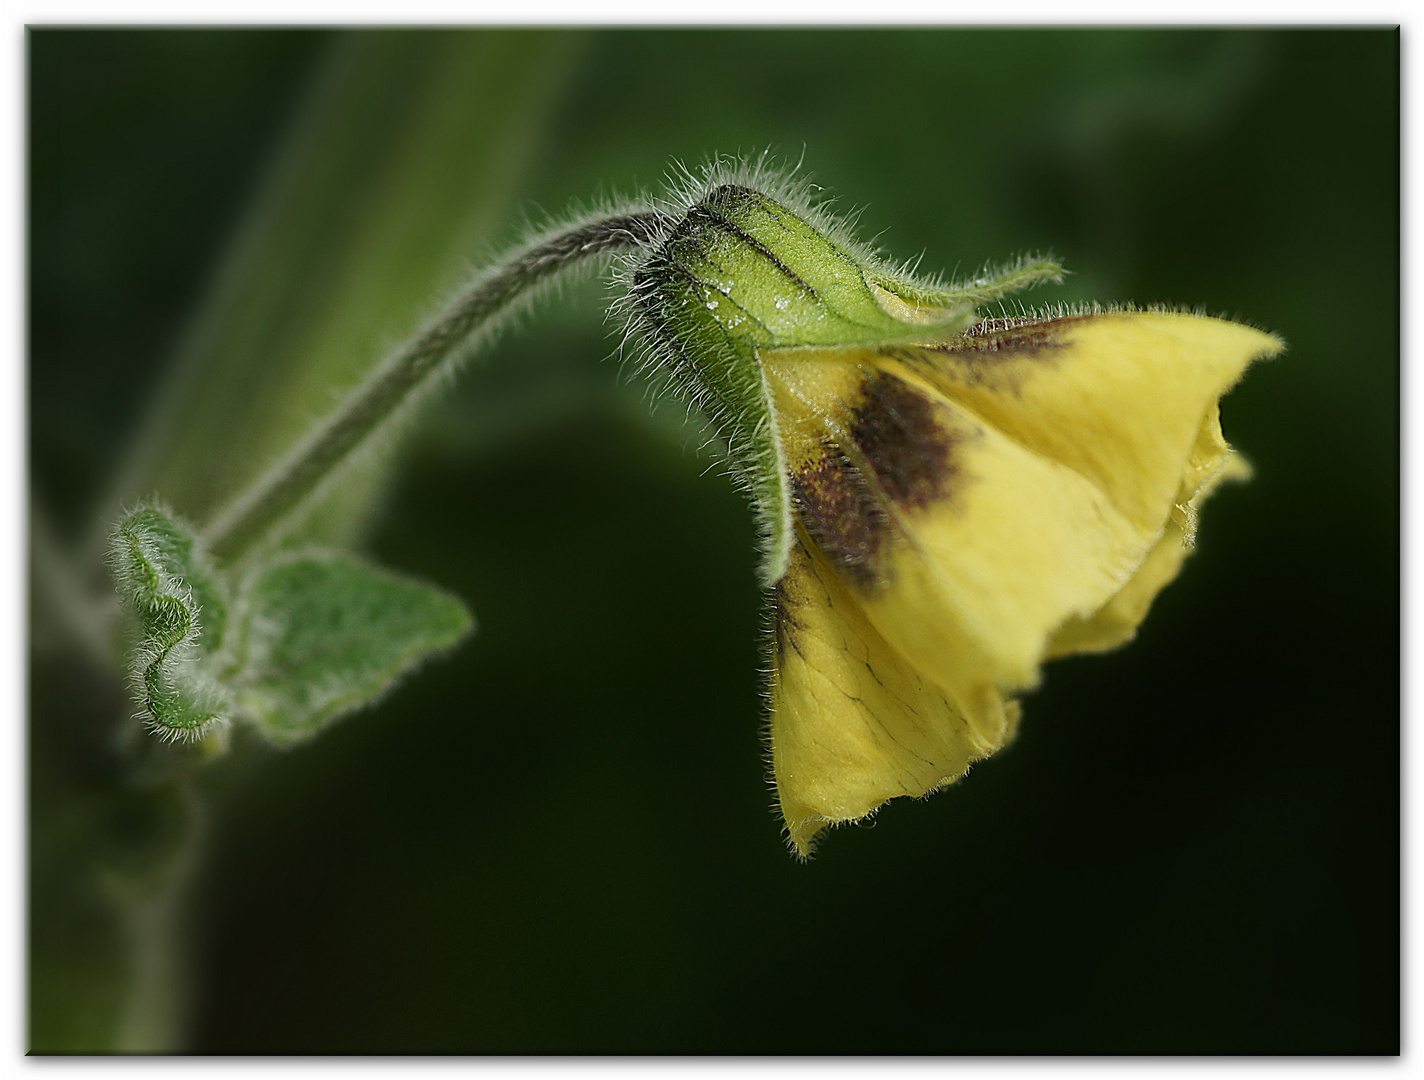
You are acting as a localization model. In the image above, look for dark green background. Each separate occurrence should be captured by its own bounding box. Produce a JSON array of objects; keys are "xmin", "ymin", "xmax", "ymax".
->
[{"xmin": 30, "ymin": 29, "xmax": 1399, "ymax": 1053}]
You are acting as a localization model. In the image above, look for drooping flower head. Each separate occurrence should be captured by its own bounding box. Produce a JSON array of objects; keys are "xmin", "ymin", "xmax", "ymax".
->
[{"xmin": 622, "ymin": 158, "xmax": 1283, "ymax": 857}]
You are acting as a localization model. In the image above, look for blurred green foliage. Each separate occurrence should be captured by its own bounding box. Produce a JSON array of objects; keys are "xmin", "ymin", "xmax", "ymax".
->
[{"xmin": 30, "ymin": 28, "xmax": 1398, "ymax": 1053}]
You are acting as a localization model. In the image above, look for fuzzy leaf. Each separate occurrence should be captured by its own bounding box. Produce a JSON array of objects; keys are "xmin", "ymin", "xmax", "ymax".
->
[
  {"xmin": 233, "ymin": 554, "xmax": 473, "ymax": 744},
  {"xmin": 108, "ymin": 503, "xmax": 231, "ymax": 740}
]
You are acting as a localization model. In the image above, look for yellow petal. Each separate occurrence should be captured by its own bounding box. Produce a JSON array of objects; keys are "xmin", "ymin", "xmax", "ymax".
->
[
  {"xmin": 763, "ymin": 310, "xmax": 1280, "ymax": 689},
  {"xmin": 899, "ymin": 310, "xmax": 1283, "ymax": 536},
  {"xmin": 766, "ymin": 345, "xmax": 1149, "ymax": 734},
  {"xmin": 769, "ymin": 532, "xmax": 1018, "ymax": 857},
  {"xmin": 1047, "ymin": 407, "xmax": 1252, "ymax": 658},
  {"xmin": 760, "ymin": 310, "xmax": 1280, "ymax": 851},
  {"xmin": 1045, "ymin": 513, "xmax": 1193, "ymax": 657}
]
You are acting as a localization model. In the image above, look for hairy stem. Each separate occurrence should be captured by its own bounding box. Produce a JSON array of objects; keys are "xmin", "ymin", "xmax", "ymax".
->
[{"xmin": 202, "ymin": 211, "xmax": 665, "ymax": 564}]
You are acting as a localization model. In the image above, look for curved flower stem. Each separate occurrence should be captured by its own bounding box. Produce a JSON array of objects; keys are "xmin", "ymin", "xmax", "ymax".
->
[{"xmin": 202, "ymin": 210, "xmax": 665, "ymax": 565}]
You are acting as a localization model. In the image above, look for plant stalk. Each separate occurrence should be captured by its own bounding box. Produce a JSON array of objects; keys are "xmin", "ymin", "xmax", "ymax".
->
[{"xmin": 202, "ymin": 210, "xmax": 665, "ymax": 564}]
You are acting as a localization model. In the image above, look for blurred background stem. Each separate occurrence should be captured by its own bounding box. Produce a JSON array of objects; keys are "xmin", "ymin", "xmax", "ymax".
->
[
  {"xmin": 90, "ymin": 29, "xmax": 582, "ymax": 558},
  {"xmin": 30, "ymin": 29, "xmax": 581, "ymax": 1052}
]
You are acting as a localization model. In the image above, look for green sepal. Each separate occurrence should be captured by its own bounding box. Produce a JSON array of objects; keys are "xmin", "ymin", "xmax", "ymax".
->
[
  {"xmin": 230, "ymin": 552, "xmax": 474, "ymax": 745},
  {"xmin": 107, "ymin": 502, "xmax": 231, "ymax": 741},
  {"xmin": 868, "ymin": 252, "xmax": 1065, "ymax": 319}
]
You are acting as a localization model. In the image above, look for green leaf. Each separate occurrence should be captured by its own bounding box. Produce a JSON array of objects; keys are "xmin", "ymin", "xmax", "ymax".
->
[
  {"xmin": 107, "ymin": 503, "xmax": 231, "ymax": 740},
  {"xmin": 233, "ymin": 553, "xmax": 473, "ymax": 744}
]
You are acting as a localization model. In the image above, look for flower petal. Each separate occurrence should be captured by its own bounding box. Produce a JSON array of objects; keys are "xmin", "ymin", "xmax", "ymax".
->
[
  {"xmin": 761, "ymin": 313, "xmax": 1279, "ymax": 850},
  {"xmin": 766, "ymin": 345, "xmax": 1149, "ymax": 736},
  {"xmin": 1047, "ymin": 406, "xmax": 1253, "ymax": 658},
  {"xmin": 901, "ymin": 310, "xmax": 1283, "ymax": 536},
  {"xmin": 762, "ymin": 311, "xmax": 1281, "ymax": 717},
  {"xmin": 769, "ymin": 533, "xmax": 1018, "ymax": 857}
]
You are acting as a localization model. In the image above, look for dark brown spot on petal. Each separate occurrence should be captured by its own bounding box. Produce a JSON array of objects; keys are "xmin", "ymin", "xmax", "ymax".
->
[
  {"xmin": 849, "ymin": 370, "xmax": 971, "ymax": 511},
  {"xmin": 789, "ymin": 371, "xmax": 979, "ymax": 590},
  {"xmin": 953, "ymin": 315, "xmax": 1086, "ymax": 356},
  {"xmin": 880, "ymin": 316, "xmax": 1079, "ymax": 395},
  {"xmin": 791, "ymin": 442, "xmax": 887, "ymax": 590}
]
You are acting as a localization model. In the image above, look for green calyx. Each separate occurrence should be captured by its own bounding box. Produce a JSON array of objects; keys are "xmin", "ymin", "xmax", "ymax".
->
[
  {"xmin": 628, "ymin": 180, "xmax": 1062, "ymax": 585},
  {"xmin": 635, "ymin": 185, "xmax": 982, "ymax": 361}
]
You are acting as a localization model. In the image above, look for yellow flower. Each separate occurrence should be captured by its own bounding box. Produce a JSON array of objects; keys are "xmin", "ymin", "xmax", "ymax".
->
[{"xmin": 626, "ymin": 167, "xmax": 1283, "ymax": 856}]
